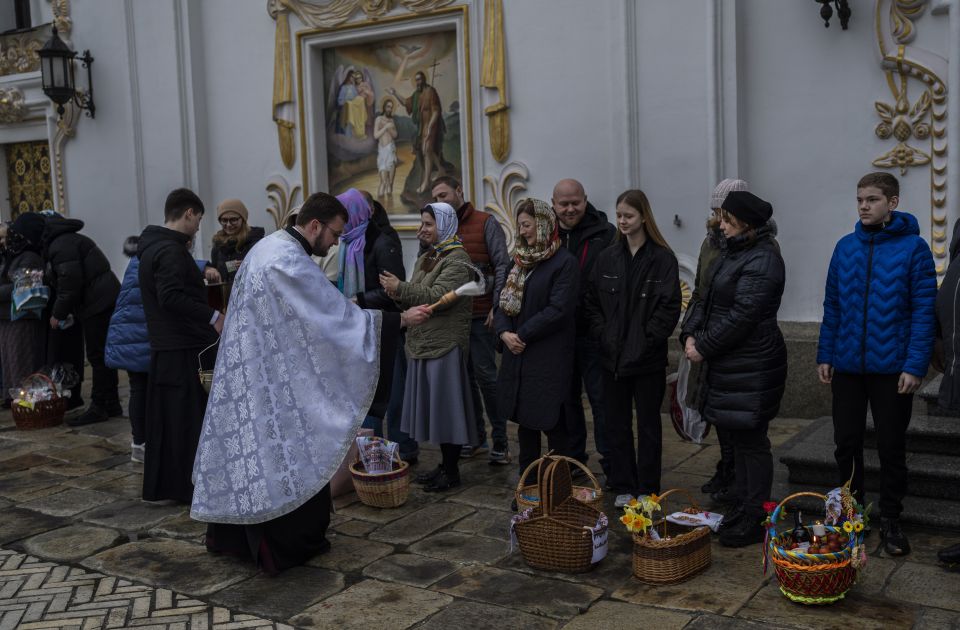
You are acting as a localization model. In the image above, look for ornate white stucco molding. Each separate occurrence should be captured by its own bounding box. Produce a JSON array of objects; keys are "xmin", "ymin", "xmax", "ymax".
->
[
  {"xmin": 482, "ymin": 160, "xmax": 527, "ymax": 253},
  {"xmin": 874, "ymin": 0, "xmax": 949, "ymax": 274}
]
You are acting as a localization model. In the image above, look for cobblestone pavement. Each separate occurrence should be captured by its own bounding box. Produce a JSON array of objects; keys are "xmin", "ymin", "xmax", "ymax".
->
[{"xmin": 0, "ymin": 377, "xmax": 958, "ymax": 629}]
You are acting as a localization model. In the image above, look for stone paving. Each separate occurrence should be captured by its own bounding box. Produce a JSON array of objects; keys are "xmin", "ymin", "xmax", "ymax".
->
[{"xmin": 0, "ymin": 381, "xmax": 958, "ymax": 629}]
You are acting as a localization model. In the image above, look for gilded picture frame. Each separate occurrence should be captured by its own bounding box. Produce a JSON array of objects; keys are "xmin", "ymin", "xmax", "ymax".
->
[{"xmin": 296, "ymin": 6, "xmax": 475, "ymax": 230}]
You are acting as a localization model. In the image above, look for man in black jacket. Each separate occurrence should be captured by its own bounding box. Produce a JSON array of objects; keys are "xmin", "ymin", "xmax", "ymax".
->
[
  {"xmin": 139, "ymin": 188, "xmax": 223, "ymax": 503},
  {"xmin": 42, "ymin": 213, "xmax": 121, "ymax": 425},
  {"xmin": 552, "ymin": 179, "xmax": 616, "ymax": 475}
]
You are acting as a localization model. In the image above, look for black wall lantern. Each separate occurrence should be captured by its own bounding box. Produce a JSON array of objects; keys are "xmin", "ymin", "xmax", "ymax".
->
[
  {"xmin": 38, "ymin": 27, "xmax": 95, "ymax": 119},
  {"xmin": 815, "ymin": 0, "xmax": 852, "ymax": 29}
]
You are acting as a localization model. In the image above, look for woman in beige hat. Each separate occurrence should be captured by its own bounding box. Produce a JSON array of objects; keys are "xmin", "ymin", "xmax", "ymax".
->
[{"xmin": 204, "ymin": 199, "xmax": 265, "ymax": 287}]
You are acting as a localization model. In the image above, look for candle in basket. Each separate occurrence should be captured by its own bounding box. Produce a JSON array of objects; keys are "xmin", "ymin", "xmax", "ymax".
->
[{"xmin": 812, "ymin": 520, "xmax": 827, "ymax": 537}]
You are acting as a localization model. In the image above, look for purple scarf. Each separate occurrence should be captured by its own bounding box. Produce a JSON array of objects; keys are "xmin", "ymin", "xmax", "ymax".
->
[{"xmin": 335, "ymin": 188, "xmax": 372, "ymax": 299}]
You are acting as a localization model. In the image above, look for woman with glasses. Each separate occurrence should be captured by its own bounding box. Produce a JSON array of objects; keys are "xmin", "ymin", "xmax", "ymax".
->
[
  {"xmin": 204, "ymin": 199, "xmax": 265, "ymax": 289},
  {"xmin": 379, "ymin": 202, "xmax": 476, "ymax": 491}
]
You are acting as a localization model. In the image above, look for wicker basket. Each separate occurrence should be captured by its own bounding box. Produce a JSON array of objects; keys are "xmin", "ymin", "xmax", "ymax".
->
[
  {"xmin": 516, "ymin": 454, "xmax": 603, "ymax": 511},
  {"xmin": 513, "ymin": 456, "xmax": 608, "ymax": 574},
  {"xmin": 632, "ymin": 488, "xmax": 712, "ymax": 584},
  {"xmin": 768, "ymin": 492, "xmax": 858, "ymax": 605},
  {"xmin": 10, "ymin": 373, "xmax": 66, "ymax": 431},
  {"xmin": 350, "ymin": 451, "xmax": 410, "ymax": 508}
]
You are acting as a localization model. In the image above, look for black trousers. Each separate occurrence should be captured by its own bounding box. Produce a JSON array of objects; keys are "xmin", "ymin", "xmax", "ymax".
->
[
  {"xmin": 728, "ymin": 424, "xmax": 772, "ymax": 514},
  {"xmin": 127, "ymin": 370, "xmax": 148, "ymax": 445},
  {"xmin": 81, "ymin": 309, "xmax": 119, "ymax": 407},
  {"xmin": 831, "ymin": 372, "xmax": 912, "ymax": 518},
  {"xmin": 517, "ymin": 421, "xmax": 573, "ymax": 477},
  {"xmin": 716, "ymin": 427, "xmax": 735, "ymax": 478},
  {"xmin": 602, "ymin": 370, "xmax": 665, "ymax": 496}
]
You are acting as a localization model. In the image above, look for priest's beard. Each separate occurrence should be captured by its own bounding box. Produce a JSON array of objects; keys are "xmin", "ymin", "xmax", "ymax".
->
[{"xmin": 312, "ymin": 240, "xmax": 331, "ymax": 257}]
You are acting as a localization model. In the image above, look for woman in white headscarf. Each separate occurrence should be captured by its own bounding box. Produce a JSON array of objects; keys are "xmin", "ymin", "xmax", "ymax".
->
[{"xmin": 380, "ymin": 202, "xmax": 477, "ymax": 491}]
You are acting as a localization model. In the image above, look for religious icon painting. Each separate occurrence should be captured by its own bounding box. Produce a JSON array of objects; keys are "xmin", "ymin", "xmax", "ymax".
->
[{"xmin": 296, "ymin": 6, "xmax": 475, "ymax": 227}]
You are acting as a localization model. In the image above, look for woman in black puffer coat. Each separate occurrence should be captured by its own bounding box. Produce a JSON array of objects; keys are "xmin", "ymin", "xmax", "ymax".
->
[{"xmin": 680, "ymin": 190, "xmax": 786, "ymax": 548}]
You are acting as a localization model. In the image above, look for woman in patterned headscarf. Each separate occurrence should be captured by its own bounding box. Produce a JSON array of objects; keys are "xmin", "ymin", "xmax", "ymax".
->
[
  {"xmin": 379, "ymin": 202, "xmax": 476, "ymax": 491},
  {"xmin": 495, "ymin": 198, "xmax": 581, "ymax": 492}
]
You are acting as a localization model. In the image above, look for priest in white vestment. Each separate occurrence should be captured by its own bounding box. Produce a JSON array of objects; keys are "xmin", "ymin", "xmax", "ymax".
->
[{"xmin": 190, "ymin": 191, "xmax": 429, "ymax": 573}]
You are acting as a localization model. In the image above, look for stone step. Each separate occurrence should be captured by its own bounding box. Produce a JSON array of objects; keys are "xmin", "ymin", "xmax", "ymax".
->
[
  {"xmin": 864, "ymin": 412, "xmax": 960, "ymax": 456},
  {"xmin": 779, "ymin": 419, "xmax": 960, "ymax": 501},
  {"xmin": 919, "ymin": 373, "xmax": 960, "ymax": 417},
  {"xmin": 768, "ymin": 479, "xmax": 960, "ymax": 531}
]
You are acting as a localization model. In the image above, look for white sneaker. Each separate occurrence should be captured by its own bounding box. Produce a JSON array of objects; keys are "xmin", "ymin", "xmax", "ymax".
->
[
  {"xmin": 131, "ymin": 442, "xmax": 145, "ymax": 463},
  {"xmin": 615, "ymin": 494, "xmax": 635, "ymax": 508}
]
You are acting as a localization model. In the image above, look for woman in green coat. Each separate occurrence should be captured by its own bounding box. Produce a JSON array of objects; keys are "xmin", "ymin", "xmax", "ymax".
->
[{"xmin": 380, "ymin": 202, "xmax": 477, "ymax": 491}]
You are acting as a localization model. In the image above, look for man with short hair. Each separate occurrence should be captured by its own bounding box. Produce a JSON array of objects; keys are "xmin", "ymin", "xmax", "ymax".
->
[
  {"xmin": 552, "ymin": 178, "xmax": 616, "ymax": 474},
  {"xmin": 192, "ymin": 191, "xmax": 430, "ymax": 574},
  {"xmin": 138, "ymin": 188, "xmax": 223, "ymax": 503},
  {"xmin": 817, "ymin": 171, "xmax": 936, "ymax": 556},
  {"xmin": 432, "ymin": 176, "xmax": 511, "ymax": 463}
]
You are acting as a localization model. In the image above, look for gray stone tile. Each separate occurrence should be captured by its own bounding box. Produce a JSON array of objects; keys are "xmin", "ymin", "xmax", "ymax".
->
[
  {"xmin": 0, "ymin": 453, "xmax": 58, "ymax": 474},
  {"xmin": 69, "ymin": 417, "xmax": 130, "ymax": 438},
  {"xmin": 43, "ymin": 444, "xmax": 125, "ymax": 465},
  {"xmin": 92, "ymin": 473, "xmax": 144, "ymax": 499},
  {"xmin": 362, "ymin": 553, "xmax": 458, "ymax": 588},
  {"xmin": 852, "ymin": 555, "xmax": 898, "ymax": 597},
  {"xmin": 21, "ymin": 524, "xmax": 126, "ymax": 562},
  {"xmin": 332, "ymin": 518, "xmax": 379, "ymax": 537},
  {"xmin": 304, "ymin": 533, "xmax": 393, "ymax": 573},
  {"xmin": 1, "ymin": 425, "xmax": 73, "ymax": 444},
  {"xmin": 915, "ymin": 607, "xmax": 960, "ymax": 629},
  {"xmin": 337, "ymin": 489, "xmax": 439, "ymax": 524},
  {"xmin": 80, "ymin": 499, "xmax": 185, "ymax": 532},
  {"xmin": 289, "ymin": 579, "xmax": 452, "ymax": 630},
  {"xmin": 448, "ymin": 484, "xmax": 516, "ymax": 512},
  {"xmin": 685, "ymin": 615, "xmax": 796, "ymax": 629},
  {"xmin": 738, "ymin": 580, "xmax": 918, "ymax": 628},
  {"xmin": 419, "ymin": 600, "xmax": 558, "ymax": 630},
  {"xmin": 19, "ymin": 487, "xmax": 117, "ymax": 517},
  {"xmin": 561, "ymin": 601, "xmax": 691, "ymax": 630},
  {"xmin": 0, "ymin": 507, "xmax": 67, "ymax": 545},
  {"xmin": 81, "ymin": 538, "xmax": 255, "ymax": 597},
  {"xmin": 433, "ymin": 566, "xmax": 603, "ymax": 619},
  {"xmin": 884, "ymin": 561, "xmax": 960, "ymax": 612},
  {"xmin": 0, "ymin": 438, "xmax": 44, "ymax": 463},
  {"xmin": 0, "ymin": 468, "xmax": 68, "ymax": 502},
  {"xmin": 62, "ymin": 469, "xmax": 132, "ymax": 490},
  {"xmin": 409, "ymin": 531, "xmax": 510, "ymax": 565},
  {"xmin": 902, "ymin": 529, "xmax": 960, "ymax": 567},
  {"xmin": 451, "ymin": 508, "xmax": 512, "ymax": 541},
  {"xmin": 368, "ymin": 501, "xmax": 475, "ymax": 545},
  {"xmin": 209, "ymin": 566, "xmax": 344, "ymax": 620},
  {"xmin": 611, "ymin": 540, "xmax": 765, "ymax": 615},
  {"xmin": 34, "ymin": 461, "xmax": 101, "ymax": 477},
  {"xmin": 147, "ymin": 512, "xmax": 208, "ymax": 540}
]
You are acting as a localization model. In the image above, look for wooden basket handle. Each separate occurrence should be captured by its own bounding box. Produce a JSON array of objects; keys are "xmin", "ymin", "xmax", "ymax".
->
[
  {"xmin": 770, "ymin": 491, "xmax": 827, "ymax": 529},
  {"xmin": 553, "ymin": 456, "xmax": 601, "ymax": 492},
  {"xmin": 515, "ymin": 450, "xmax": 559, "ymax": 494},
  {"xmin": 651, "ymin": 488, "xmax": 702, "ymax": 537}
]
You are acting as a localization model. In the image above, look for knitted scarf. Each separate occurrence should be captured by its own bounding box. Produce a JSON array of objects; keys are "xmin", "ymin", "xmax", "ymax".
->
[{"xmin": 499, "ymin": 198, "xmax": 560, "ymax": 316}]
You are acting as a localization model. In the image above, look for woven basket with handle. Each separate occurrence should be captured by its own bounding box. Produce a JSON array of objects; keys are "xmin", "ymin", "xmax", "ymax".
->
[
  {"xmin": 350, "ymin": 450, "xmax": 410, "ymax": 508},
  {"xmin": 515, "ymin": 454, "xmax": 603, "ymax": 511},
  {"xmin": 632, "ymin": 488, "xmax": 712, "ymax": 584},
  {"xmin": 513, "ymin": 455, "xmax": 607, "ymax": 574},
  {"xmin": 11, "ymin": 373, "xmax": 66, "ymax": 431},
  {"xmin": 768, "ymin": 491, "xmax": 857, "ymax": 605}
]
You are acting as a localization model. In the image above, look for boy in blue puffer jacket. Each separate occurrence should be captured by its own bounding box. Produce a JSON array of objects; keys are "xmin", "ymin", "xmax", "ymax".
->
[{"xmin": 817, "ymin": 172, "xmax": 937, "ymax": 557}]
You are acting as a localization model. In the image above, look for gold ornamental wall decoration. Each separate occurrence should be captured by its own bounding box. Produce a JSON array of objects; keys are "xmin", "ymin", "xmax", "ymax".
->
[
  {"xmin": 480, "ymin": 0, "xmax": 509, "ymax": 163},
  {"xmin": 0, "ymin": 87, "xmax": 28, "ymax": 124},
  {"xmin": 4, "ymin": 141, "xmax": 55, "ymax": 217},
  {"xmin": 0, "ymin": 33, "xmax": 44, "ymax": 77},
  {"xmin": 874, "ymin": 0, "xmax": 948, "ymax": 275},
  {"xmin": 872, "ymin": 68, "xmax": 932, "ymax": 175}
]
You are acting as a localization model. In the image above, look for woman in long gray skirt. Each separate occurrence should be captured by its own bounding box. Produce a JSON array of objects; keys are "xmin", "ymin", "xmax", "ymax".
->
[{"xmin": 380, "ymin": 202, "xmax": 476, "ymax": 491}]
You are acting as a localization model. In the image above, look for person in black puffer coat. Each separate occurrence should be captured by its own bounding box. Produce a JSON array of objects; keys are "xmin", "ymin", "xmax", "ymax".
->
[
  {"xmin": 680, "ymin": 190, "xmax": 786, "ymax": 548},
  {"xmin": 42, "ymin": 212, "xmax": 121, "ymax": 425},
  {"xmin": 0, "ymin": 214, "xmax": 47, "ymax": 402},
  {"xmin": 203, "ymin": 199, "xmax": 265, "ymax": 292}
]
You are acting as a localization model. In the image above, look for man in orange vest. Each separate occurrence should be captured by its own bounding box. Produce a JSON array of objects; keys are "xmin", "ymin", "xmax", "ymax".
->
[{"xmin": 432, "ymin": 176, "xmax": 511, "ymax": 464}]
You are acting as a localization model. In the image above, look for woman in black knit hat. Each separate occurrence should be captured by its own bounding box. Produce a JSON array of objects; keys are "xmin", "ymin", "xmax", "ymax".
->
[{"xmin": 679, "ymin": 190, "xmax": 787, "ymax": 547}]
